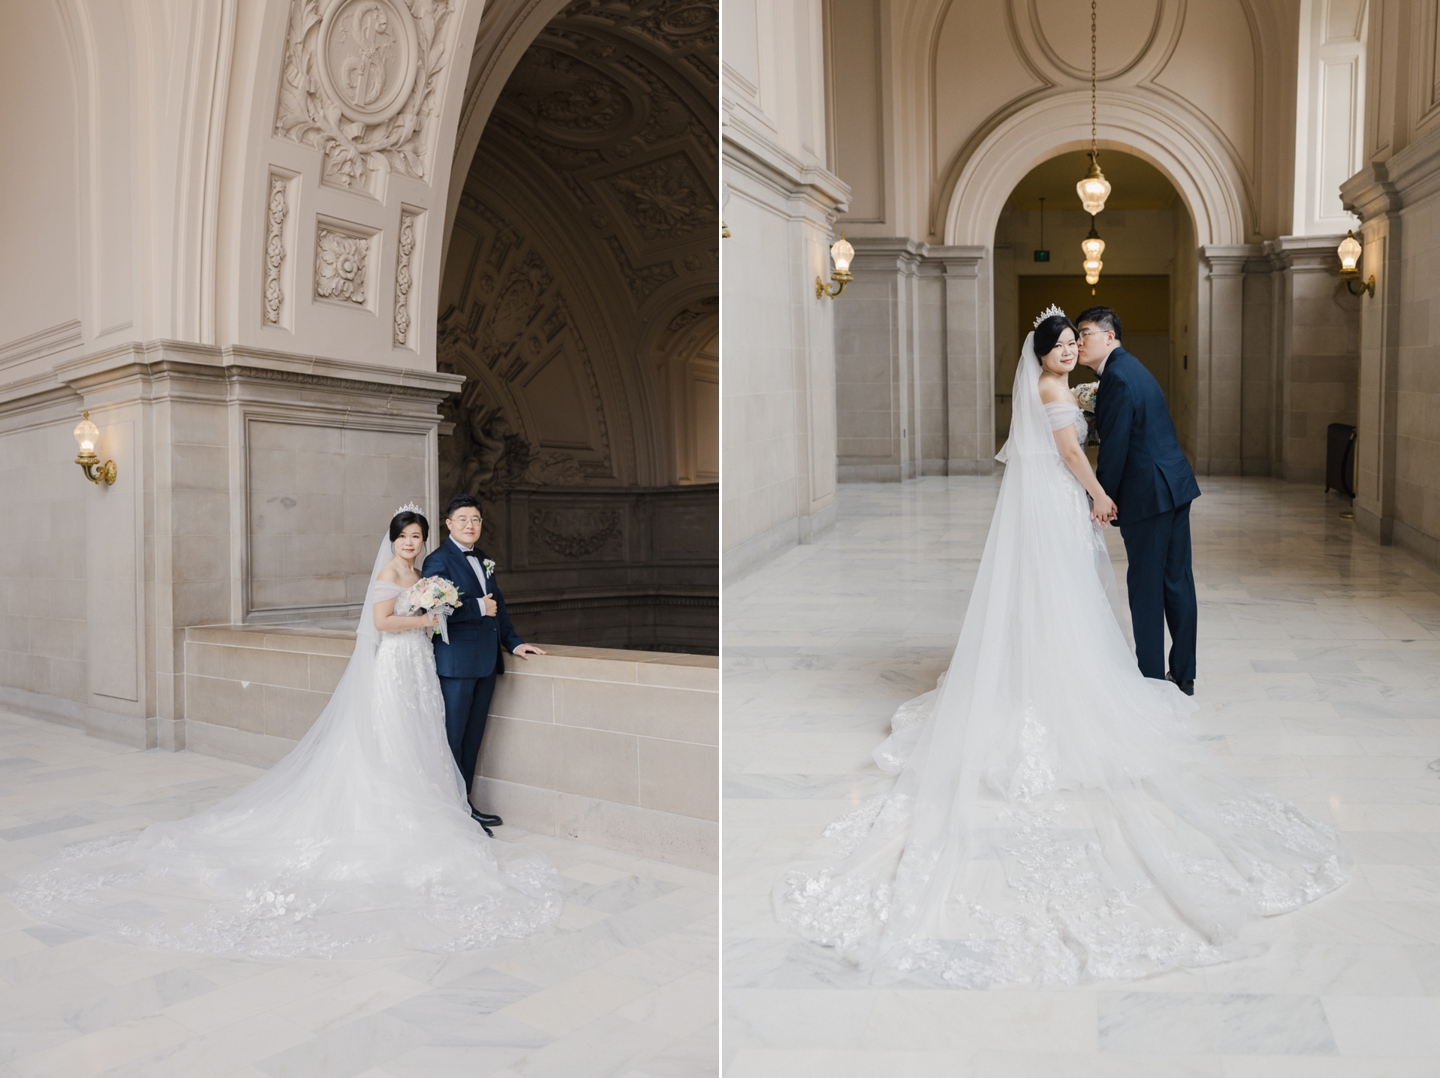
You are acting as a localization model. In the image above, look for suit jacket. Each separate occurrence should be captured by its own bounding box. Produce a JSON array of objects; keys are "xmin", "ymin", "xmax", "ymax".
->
[
  {"xmin": 421, "ymin": 540, "xmax": 525, "ymax": 679},
  {"xmin": 1093, "ymin": 348, "xmax": 1201, "ymax": 525}
]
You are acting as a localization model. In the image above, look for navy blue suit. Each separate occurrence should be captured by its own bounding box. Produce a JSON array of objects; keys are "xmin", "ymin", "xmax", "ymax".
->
[
  {"xmin": 421, "ymin": 538, "xmax": 525, "ymax": 795},
  {"xmin": 1093, "ymin": 348, "xmax": 1202, "ymax": 682}
]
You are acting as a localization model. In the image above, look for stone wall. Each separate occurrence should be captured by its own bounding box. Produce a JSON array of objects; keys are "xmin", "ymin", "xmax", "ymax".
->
[
  {"xmin": 721, "ymin": 0, "xmax": 849, "ymax": 582},
  {"xmin": 1339, "ymin": 0, "xmax": 1440, "ymax": 569},
  {"xmin": 477, "ymin": 485, "xmax": 719, "ymax": 654},
  {"xmin": 181, "ymin": 627, "xmax": 718, "ymax": 871}
]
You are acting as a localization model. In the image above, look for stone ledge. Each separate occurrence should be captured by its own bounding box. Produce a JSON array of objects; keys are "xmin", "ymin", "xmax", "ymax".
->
[{"xmin": 176, "ymin": 626, "xmax": 718, "ymax": 870}]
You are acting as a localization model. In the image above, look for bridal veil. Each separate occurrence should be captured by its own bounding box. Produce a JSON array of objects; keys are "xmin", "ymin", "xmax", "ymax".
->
[
  {"xmin": 775, "ymin": 333, "xmax": 1347, "ymax": 987},
  {"xmin": 15, "ymin": 531, "xmax": 559, "ymax": 958}
]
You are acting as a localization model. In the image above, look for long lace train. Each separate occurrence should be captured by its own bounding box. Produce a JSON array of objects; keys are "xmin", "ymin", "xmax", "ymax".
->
[
  {"xmin": 773, "ymin": 334, "xmax": 1347, "ymax": 987},
  {"xmin": 14, "ymin": 549, "xmax": 561, "ymax": 959}
]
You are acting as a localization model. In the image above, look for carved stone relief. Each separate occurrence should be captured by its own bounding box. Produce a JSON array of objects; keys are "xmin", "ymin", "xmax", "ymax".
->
[
  {"xmin": 263, "ymin": 175, "xmax": 289, "ymax": 324},
  {"xmin": 315, "ymin": 224, "xmax": 372, "ymax": 305},
  {"xmin": 394, "ymin": 210, "xmax": 417, "ymax": 345},
  {"xmin": 274, "ymin": 0, "xmax": 457, "ymax": 193},
  {"xmin": 528, "ymin": 507, "xmax": 623, "ymax": 560},
  {"xmin": 438, "ymin": 197, "xmax": 612, "ymax": 510}
]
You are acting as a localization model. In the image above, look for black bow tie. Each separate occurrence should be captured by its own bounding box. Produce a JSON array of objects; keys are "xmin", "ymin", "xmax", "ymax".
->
[{"xmin": 460, "ymin": 549, "xmax": 479, "ymax": 559}]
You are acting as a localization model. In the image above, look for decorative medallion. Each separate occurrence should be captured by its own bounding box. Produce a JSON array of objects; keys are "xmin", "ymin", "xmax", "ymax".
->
[
  {"xmin": 315, "ymin": 226, "xmax": 371, "ymax": 305},
  {"xmin": 275, "ymin": 0, "xmax": 456, "ymax": 191}
]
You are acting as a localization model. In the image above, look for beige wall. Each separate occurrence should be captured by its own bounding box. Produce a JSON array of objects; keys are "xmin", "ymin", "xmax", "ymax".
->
[
  {"xmin": 722, "ymin": 0, "xmax": 849, "ymax": 580},
  {"xmin": 1339, "ymin": 0, "xmax": 1440, "ymax": 568}
]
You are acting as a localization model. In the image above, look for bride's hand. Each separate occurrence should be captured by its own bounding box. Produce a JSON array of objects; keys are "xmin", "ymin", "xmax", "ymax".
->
[{"xmin": 1091, "ymin": 492, "xmax": 1116, "ymax": 524}]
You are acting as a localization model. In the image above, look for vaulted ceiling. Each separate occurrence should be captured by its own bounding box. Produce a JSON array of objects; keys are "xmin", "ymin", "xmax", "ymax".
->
[{"xmin": 438, "ymin": 0, "xmax": 718, "ymax": 495}]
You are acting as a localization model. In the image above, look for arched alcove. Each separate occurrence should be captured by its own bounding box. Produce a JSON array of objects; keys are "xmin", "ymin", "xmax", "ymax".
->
[
  {"xmin": 436, "ymin": 0, "xmax": 719, "ymax": 652},
  {"xmin": 993, "ymin": 149, "xmax": 1193, "ymax": 451}
]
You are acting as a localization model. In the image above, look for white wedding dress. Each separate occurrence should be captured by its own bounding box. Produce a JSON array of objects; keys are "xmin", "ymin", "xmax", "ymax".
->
[
  {"xmin": 774, "ymin": 333, "xmax": 1348, "ymax": 987},
  {"xmin": 14, "ymin": 534, "xmax": 560, "ymax": 958}
]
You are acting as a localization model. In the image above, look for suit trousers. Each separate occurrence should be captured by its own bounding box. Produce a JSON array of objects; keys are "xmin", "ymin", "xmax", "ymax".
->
[
  {"xmin": 437, "ymin": 672, "xmax": 498, "ymax": 799},
  {"xmin": 1118, "ymin": 501, "xmax": 1198, "ymax": 682}
]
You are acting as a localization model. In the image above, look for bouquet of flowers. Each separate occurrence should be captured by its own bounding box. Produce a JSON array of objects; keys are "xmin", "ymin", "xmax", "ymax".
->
[
  {"xmin": 408, "ymin": 576, "xmax": 462, "ymax": 642},
  {"xmin": 1073, "ymin": 381, "xmax": 1100, "ymax": 413}
]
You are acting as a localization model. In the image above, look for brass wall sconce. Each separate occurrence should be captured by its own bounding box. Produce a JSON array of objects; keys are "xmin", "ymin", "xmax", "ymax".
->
[
  {"xmin": 816, "ymin": 233, "xmax": 855, "ymax": 299},
  {"xmin": 1338, "ymin": 230, "xmax": 1375, "ymax": 297},
  {"xmin": 73, "ymin": 411, "xmax": 117, "ymax": 485}
]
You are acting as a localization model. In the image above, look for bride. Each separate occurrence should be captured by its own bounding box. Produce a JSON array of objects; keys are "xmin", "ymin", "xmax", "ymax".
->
[
  {"xmin": 775, "ymin": 308, "xmax": 1347, "ymax": 987},
  {"xmin": 15, "ymin": 505, "xmax": 560, "ymax": 958}
]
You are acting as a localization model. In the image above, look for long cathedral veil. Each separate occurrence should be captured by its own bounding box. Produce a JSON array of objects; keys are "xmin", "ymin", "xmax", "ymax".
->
[
  {"xmin": 775, "ymin": 334, "xmax": 1346, "ymax": 987},
  {"xmin": 15, "ymin": 529, "xmax": 559, "ymax": 958}
]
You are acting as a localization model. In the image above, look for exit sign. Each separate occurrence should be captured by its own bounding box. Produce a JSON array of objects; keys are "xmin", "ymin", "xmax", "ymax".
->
[{"xmin": 1034, "ymin": 250, "xmax": 1050, "ymax": 262}]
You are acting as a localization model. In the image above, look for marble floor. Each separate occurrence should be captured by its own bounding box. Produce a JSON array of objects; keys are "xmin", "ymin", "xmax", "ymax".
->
[
  {"xmin": 723, "ymin": 476, "xmax": 1440, "ymax": 1077},
  {"xmin": 0, "ymin": 711, "xmax": 717, "ymax": 1078}
]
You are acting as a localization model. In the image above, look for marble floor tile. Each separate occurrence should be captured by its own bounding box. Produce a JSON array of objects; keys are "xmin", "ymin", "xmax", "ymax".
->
[
  {"xmin": 724, "ymin": 477, "xmax": 1440, "ymax": 1075},
  {"xmin": 0, "ymin": 709, "xmax": 717, "ymax": 1077}
]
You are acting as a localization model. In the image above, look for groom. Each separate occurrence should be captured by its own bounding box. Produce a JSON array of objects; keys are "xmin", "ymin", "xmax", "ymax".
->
[
  {"xmin": 1076, "ymin": 307, "xmax": 1202, "ymax": 696},
  {"xmin": 423, "ymin": 495, "xmax": 545, "ymax": 833}
]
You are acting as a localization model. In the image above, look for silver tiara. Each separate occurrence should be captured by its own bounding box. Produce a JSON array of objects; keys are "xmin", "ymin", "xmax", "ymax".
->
[
  {"xmin": 393, "ymin": 501, "xmax": 423, "ymax": 516},
  {"xmin": 1033, "ymin": 303, "xmax": 1065, "ymax": 328}
]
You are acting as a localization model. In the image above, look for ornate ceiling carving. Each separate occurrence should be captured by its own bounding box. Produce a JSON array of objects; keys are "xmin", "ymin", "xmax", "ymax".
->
[{"xmin": 438, "ymin": 0, "xmax": 717, "ymax": 502}]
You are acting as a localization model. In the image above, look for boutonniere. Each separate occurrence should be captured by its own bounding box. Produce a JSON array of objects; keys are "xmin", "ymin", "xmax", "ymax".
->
[{"xmin": 483, "ymin": 558, "xmax": 497, "ymax": 576}]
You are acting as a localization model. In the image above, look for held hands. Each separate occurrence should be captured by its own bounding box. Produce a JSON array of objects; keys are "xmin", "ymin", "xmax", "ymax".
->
[
  {"xmin": 480, "ymin": 593, "xmax": 497, "ymax": 617},
  {"xmin": 513, "ymin": 643, "xmax": 546, "ymax": 659},
  {"xmin": 1091, "ymin": 493, "xmax": 1118, "ymax": 525}
]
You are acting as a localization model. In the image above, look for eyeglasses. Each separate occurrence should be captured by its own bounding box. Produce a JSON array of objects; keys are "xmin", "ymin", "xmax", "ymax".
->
[
  {"xmin": 1078, "ymin": 328, "xmax": 1106, "ymax": 340},
  {"xmin": 449, "ymin": 516, "xmax": 482, "ymax": 526}
]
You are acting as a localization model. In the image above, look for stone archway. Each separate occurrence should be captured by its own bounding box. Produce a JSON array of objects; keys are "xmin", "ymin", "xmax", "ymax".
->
[
  {"xmin": 435, "ymin": 0, "xmax": 719, "ymax": 652},
  {"xmin": 940, "ymin": 91, "xmax": 1249, "ymax": 248},
  {"xmin": 933, "ymin": 93, "xmax": 1255, "ymax": 474}
]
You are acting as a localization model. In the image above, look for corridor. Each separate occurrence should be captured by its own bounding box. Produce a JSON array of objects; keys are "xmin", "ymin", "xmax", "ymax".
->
[{"xmin": 724, "ymin": 476, "xmax": 1440, "ymax": 1076}]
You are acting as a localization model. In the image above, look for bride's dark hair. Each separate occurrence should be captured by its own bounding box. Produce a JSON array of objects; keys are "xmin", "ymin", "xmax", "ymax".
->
[
  {"xmin": 1033, "ymin": 314, "xmax": 1078, "ymax": 362},
  {"xmin": 388, "ymin": 510, "xmax": 429, "ymax": 542}
]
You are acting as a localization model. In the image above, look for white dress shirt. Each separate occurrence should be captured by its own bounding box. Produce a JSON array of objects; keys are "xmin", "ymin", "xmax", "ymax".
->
[
  {"xmin": 1094, "ymin": 343, "xmax": 1119, "ymax": 377},
  {"xmin": 450, "ymin": 536, "xmax": 489, "ymax": 615}
]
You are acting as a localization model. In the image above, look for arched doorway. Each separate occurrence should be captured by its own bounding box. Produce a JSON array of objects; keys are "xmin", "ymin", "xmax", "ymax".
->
[
  {"xmin": 993, "ymin": 149, "xmax": 1192, "ymax": 453},
  {"xmin": 436, "ymin": 0, "xmax": 719, "ymax": 652}
]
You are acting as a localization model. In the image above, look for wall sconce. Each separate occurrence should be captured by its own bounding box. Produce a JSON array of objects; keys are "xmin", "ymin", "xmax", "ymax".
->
[
  {"xmin": 1338, "ymin": 230, "xmax": 1374, "ymax": 297},
  {"xmin": 73, "ymin": 411, "xmax": 117, "ymax": 485},
  {"xmin": 815, "ymin": 233, "xmax": 855, "ymax": 299}
]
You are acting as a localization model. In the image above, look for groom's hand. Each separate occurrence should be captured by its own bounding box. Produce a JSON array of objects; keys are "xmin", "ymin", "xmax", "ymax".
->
[
  {"xmin": 480, "ymin": 593, "xmax": 497, "ymax": 616},
  {"xmin": 513, "ymin": 644, "xmax": 545, "ymax": 659}
]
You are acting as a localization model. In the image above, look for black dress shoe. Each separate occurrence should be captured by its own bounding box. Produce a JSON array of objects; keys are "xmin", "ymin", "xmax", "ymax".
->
[
  {"xmin": 1167, "ymin": 672, "xmax": 1195, "ymax": 697},
  {"xmin": 470, "ymin": 808, "xmax": 503, "ymax": 837}
]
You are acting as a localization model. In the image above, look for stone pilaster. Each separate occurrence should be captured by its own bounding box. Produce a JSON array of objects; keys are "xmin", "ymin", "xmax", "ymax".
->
[
  {"xmin": 834, "ymin": 239, "xmax": 921, "ymax": 481},
  {"xmin": 934, "ymin": 247, "xmax": 993, "ymax": 476},
  {"xmin": 1197, "ymin": 246, "xmax": 1258, "ymax": 475}
]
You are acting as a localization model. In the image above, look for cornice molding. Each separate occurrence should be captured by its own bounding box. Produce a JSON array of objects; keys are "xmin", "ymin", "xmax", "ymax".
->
[
  {"xmin": 0, "ymin": 341, "xmax": 465, "ymax": 410},
  {"xmin": 722, "ymin": 111, "xmax": 850, "ymax": 211}
]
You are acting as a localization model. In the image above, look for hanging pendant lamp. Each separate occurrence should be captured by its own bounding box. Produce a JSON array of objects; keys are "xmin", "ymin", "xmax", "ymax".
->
[{"xmin": 1076, "ymin": 0, "xmax": 1111, "ymax": 216}]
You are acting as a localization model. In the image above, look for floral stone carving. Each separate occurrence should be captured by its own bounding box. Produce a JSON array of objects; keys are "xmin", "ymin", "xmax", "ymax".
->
[
  {"xmin": 264, "ymin": 176, "xmax": 289, "ymax": 324},
  {"xmin": 315, "ymin": 227, "xmax": 370, "ymax": 304},
  {"xmin": 394, "ymin": 211, "xmax": 416, "ymax": 344},
  {"xmin": 275, "ymin": 0, "xmax": 456, "ymax": 191}
]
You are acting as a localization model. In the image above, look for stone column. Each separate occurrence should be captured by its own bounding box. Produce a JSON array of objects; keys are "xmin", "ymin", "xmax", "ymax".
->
[
  {"xmin": 932, "ymin": 247, "xmax": 992, "ymax": 476},
  {"xmin": 1267, "ymin": 236, "xmax": 1361, "ymax": 484},
  {"xmin": 1196, "ymin": 246, "xmax": 1256, "ymax": 475},
  {"xmin": 834, "ymin": 239, "xmax": 921, "ymax": 481},
  {"xmin": 1341, "ymin": 163, "xmax": 1404, "ymax": 546}
]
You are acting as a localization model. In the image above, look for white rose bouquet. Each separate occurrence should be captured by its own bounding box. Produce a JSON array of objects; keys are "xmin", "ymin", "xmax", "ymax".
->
[
  {"xmin": 408, "ymin": 576, "xmax": 462, "ymax": 642},
  {"xmin": 1073, "ymin": 381, "xmax": 1100, "ymax": 412}
]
